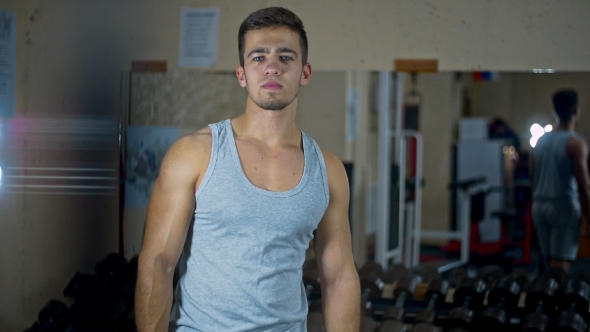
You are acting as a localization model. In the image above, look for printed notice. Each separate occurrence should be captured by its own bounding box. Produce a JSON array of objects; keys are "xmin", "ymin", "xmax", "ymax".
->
[
  {"xmin": 179, "ymin": 8, "xmax": 219, "ymax": 68},
  {"xmin": 0, "ymin": 11, "xmax": 15, "ymax": 118}
]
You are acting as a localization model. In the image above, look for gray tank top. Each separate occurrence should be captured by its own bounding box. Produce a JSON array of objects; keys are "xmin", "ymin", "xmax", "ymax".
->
[
  {"xmin": 532, "ymin": 130, "xmax": 580, "ymax": 201},
  {"xmin": 169, "ymin": 119, "xmax": 329, "ymax": 332}
]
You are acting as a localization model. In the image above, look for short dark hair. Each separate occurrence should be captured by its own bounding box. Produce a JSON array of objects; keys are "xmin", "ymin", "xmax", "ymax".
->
[
  {"xmin": 552, "ymin": 89, "xmax": 579, "ymax": 122},
  {"xmin": 238, "ymin": 7, "xmax": 308, "ymax": 67}
]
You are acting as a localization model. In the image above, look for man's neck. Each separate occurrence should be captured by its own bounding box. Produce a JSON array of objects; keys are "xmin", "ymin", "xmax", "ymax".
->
[
  {"xmin": 556, "ymin": 121, "xmax": 575, "ymax": 131},
  {"xmin": 232, "ymin": 99, "xmax": 300, "ymax": 146}
]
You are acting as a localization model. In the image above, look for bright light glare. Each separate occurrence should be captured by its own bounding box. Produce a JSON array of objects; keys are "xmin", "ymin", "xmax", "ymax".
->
[
  {"xmin": 530, "ymin": 123, "xmax": 544, "ymax": 137},
  {"xmin": 530, "ymin": 123, "xmax": 553, "ymax": 148}
]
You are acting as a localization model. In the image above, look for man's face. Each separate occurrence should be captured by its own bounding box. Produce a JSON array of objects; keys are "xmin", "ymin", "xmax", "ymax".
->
[{"xmin": 236, "ymin": 26, "xmax": 312, "ymax": 111}]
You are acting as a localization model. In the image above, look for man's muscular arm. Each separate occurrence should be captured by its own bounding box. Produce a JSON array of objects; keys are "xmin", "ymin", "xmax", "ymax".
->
[
  {"xmin": 135, "ymin": 131, "xmax": 210, "ymax": 332},
  {"xmin": 568, "ymin": 137, "xmax": 590, "ymax": 235},
  {"xmin": 313, "ymin": 151, "xmax": 360, "ymax": 332}
]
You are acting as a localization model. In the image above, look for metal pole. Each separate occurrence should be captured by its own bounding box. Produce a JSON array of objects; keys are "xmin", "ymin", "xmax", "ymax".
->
[
  {"xmin": 395, "ymin": 72, "xmax": 405, "ymax": 264},
  {"xmin": 377, "ymin": 71, "xmax": 392, "ymax": 268},
  {"xmin": 413, "ymin": 133, "xmax": 423, "ymax": 267}
]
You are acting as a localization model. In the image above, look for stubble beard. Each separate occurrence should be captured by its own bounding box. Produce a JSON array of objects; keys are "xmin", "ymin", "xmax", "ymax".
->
[
  {"xmin": 251, "ymin": 90, "xmax": 299, "ymax": 111},
  {"xmin": 245, "ymin": 73, "xmax": 300, "ymax": 111}
]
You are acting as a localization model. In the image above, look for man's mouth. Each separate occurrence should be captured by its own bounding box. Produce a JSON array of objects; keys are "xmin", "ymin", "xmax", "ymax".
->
[{"xmin": 262, "ymin": 82, "xmax": 283, "ymax": 90}]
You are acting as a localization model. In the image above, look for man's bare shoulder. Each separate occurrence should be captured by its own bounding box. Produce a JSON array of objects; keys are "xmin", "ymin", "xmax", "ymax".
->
[
  {"xmin": 319, "ymin": 149, "xmax": 342, "ymax": 170},
  {"xmin": 319, "ymin": 148, "xmax": 349, "ymax": 189},
  {"xmin": 567, "ymin": 135, "xmax": 588, "ymax": 157},
  {"xmin": 160, "ymin": 126, "xmax": 213, "ymax": 181}
]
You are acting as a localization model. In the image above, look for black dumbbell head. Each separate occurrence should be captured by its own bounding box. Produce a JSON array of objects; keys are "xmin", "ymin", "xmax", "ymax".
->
[
  {"xmin": 426, "ymin": 278, "xmax": 449, "ymax": 301},
  {"xmin": 393, "ymin": 275, "xmax": 421, "ymax": 298},
  {"xmin": 446, "ymin": 306, "xmax": 473, "ymax": 331},
  {"xmin": 557, "ymin": 310, "xmax": 587, "ymax": 332},
  {"xmin": 487, "ymin": 276, "xmax": 521, "ymax": 310},
  {"xmin": 38, "ymin": 299, "xmax": 69, "ymax": 325},
  {"xmin": 303, "ymin": 258, "xmax": 318, "ymax": 270},
  {"xmin": 382, "ymin": 305, "xmax": 405, "ymax": 322},
  {"xmin": 521, "ymin": 312, "xmax": 548, "ymax": 331},
  {"xmin": 382, "ymin": 263, "xmax": 409, "ymax": 284},
  {"xmin": 377, "ymin": 318, "xmax": 407, "ymax": 332},
  {"xmin": 525, "ymin": 276, "xmax": 559, "ymax": 314},
  {"xmin": 415, "ymin": 309, "xmax": 436, "ymax": 325},
  {"xmin": 543, "ymin": 267, "xmax": 569, "ymax": 289},
  {"xmin": 478, "ymin": 307, "xmax": 507, "ymax": 332},
  {"xmin": 453, "ymin": 278, "xmax": 486, "ymax": 308},
  {"xmin": 449, "ymin": 268, "xmax": 467, "ymax": 288},
  {"xmin": 510, "ymin": 268, "xmax": 534, "ymax": 292},
  {"xmin": 413, "ymin": 322, "xmax": 441, "ymax": 332},
  {"xmin": 303, "ymin": 268, "xmax": 320, "ymax": 289},
  {"xmin": 421, "ymin": 265, "xmax": 441, "ymax": 284},
  {"xmin": 359, "ymin": 261, "xmax": 384, "ymax": 282},
  {"xmin": 558, "ymin": 279, "xmax": 590, "ymax": 315},
  {"xmin": 306, "ymin": 311, "xmax": 325, "ymax": 332},
  {"xmin": 477, "ymin": 265, "xmax": 504, "ymax": 289},
  {"xmin": 360, "ymin": 279, "xmax": 382, "ymax": 299},
  {"xmin": 360, "ymin": 315, "xmax": 377, "ymax": 332},
  {"xmin": 95, "ymin": 253, "xmax": 128, "ymax": 277},
  {"xmin": 572, "ymin": 271, "xmax": 590, "ymax": 286},
  {"xmin": 359, "ymin": 262, "xmax": 383, "ymax": 299}
]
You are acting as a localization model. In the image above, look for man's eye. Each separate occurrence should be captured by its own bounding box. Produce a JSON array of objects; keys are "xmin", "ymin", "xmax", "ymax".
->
[
  {"xmin": 253, "ymin": 56, "xmax": 264, "ymax": 61},
  {"xmin": 281, "ymin": 56, "xmax": 292, "ymax": 61}
]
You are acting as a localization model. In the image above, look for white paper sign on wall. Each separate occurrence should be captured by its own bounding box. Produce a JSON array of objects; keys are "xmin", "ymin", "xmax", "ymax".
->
[{"xmin": 179, "ymin": 8, "xmax": 219, "ymax": 68}]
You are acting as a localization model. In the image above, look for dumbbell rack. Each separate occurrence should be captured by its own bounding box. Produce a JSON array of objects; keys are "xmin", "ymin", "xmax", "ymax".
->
[{"xmin": 361, "ymin": 293, "xmax": 590, "ymax": 331}]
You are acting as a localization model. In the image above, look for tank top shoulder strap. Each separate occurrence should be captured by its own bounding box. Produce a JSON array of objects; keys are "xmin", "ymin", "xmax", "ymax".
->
[
  {"xmin": 195, "ymin": 120, "xmax": 222, "ymax": 199},
  {"xmin": 303, "ymin": 131, "xmax": 330, "ymax": 211}
]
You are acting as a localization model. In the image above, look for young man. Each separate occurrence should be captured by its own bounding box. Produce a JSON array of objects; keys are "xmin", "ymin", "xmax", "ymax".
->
[
  {"xmin": 531, "ymin": 88, "xmax": 590, "ymax": 274},
  {"xmin": 135, "ymin": 7, "xmax": 360, "ymax": 332}
]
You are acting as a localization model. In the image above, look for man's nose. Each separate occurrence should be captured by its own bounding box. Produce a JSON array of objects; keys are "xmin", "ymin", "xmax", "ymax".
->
[{"xmin": 264, "ymin": 58, "xmax": 281, "ymax": 76}]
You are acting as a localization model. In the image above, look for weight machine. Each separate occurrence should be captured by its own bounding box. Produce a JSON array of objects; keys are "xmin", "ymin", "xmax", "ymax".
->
[{"xmin": 375, "ymin": 71, "xmax": 484, "ymax": 273}]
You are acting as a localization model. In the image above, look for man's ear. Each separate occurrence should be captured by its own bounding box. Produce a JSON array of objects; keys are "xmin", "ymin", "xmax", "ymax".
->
[
  {"xmin": 236, "ymin": 65, "xmax": 247, "ymax": 88},
  {"xmin": 300, "ymin": 63, "xmax": 312, "ymax": 86}
]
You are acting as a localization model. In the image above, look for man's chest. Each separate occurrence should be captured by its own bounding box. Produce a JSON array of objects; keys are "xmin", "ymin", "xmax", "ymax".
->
[{"xmin": 235, "ymin": 140, "xmax": 304, "ymax": 192}]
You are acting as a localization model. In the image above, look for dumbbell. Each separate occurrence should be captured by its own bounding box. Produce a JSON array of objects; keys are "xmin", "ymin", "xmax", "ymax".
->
[
  {"xmin": 509, "ymin": 268, "xmax": 534, "ymax": 291},
  {"xmin": 303, "ymin": 259, "xmax": 321, "ymax": 299},
  {"xmin": 444, "ymin": 277, "xmax": 487, "ymax": 332},
  {"xmin": 572, "ymin": 271, "xmax": 590, "ymax": 285},
  {"xmin": 95, "ymin": 253, "xmax": 128, "ymax": 278},
  {"xmin": 520, "ymin": 275, "xmax": 559, "ymax": 332},
  {"xmin": 382, "ymin": 264, "xmax": 410, "ymax": 284},
  {"xmin": 377, "ymin": 275, "xmax": 421, "ymax": 332},
  {"xmin": 307, "ymin": 311, "xmax": 325, "ymax": 332},
  {"xmin": 420, "ymin": 266, "xmax": 442, "ymax": 284},
  {"xmin": 358, "ymin": 261, "xmax": 386, "ymax": 316},
  {"xmin": 412, "ymin": 278, "xmax": 449, "ymax": 332},
  {"xmin": 477, "ymin": 265, "xmax": 504, "ymax": 289},
  {"xmin": 449, "ymin": 268, "xmax": 468, "ymax": 288},
  {"xmin": 474, "ymin": 276, "xmax": 520, "ymax": 331},
  {"xmin": 543, "ymin": 267, "xmax": 569, "ymax": 291},
  {"xmin": 307, "ymin": 310, "xmax": 377, "ymax": 332},
  {"xmin": 360, "ymin": 315, "xmax": 378, "ymax": 332},
  {"xmin": 554, "ymin": 278, "xmax": 590, "ymax": 332},
  {"xmin": 27, "ymin": 299, "xmax": 71, "ymax": 332}
]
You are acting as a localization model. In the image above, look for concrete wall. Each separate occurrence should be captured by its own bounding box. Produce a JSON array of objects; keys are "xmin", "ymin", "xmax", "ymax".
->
[{"xmin": 3, "ymin": 0, "xmax": 590, "ymax": 330}]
